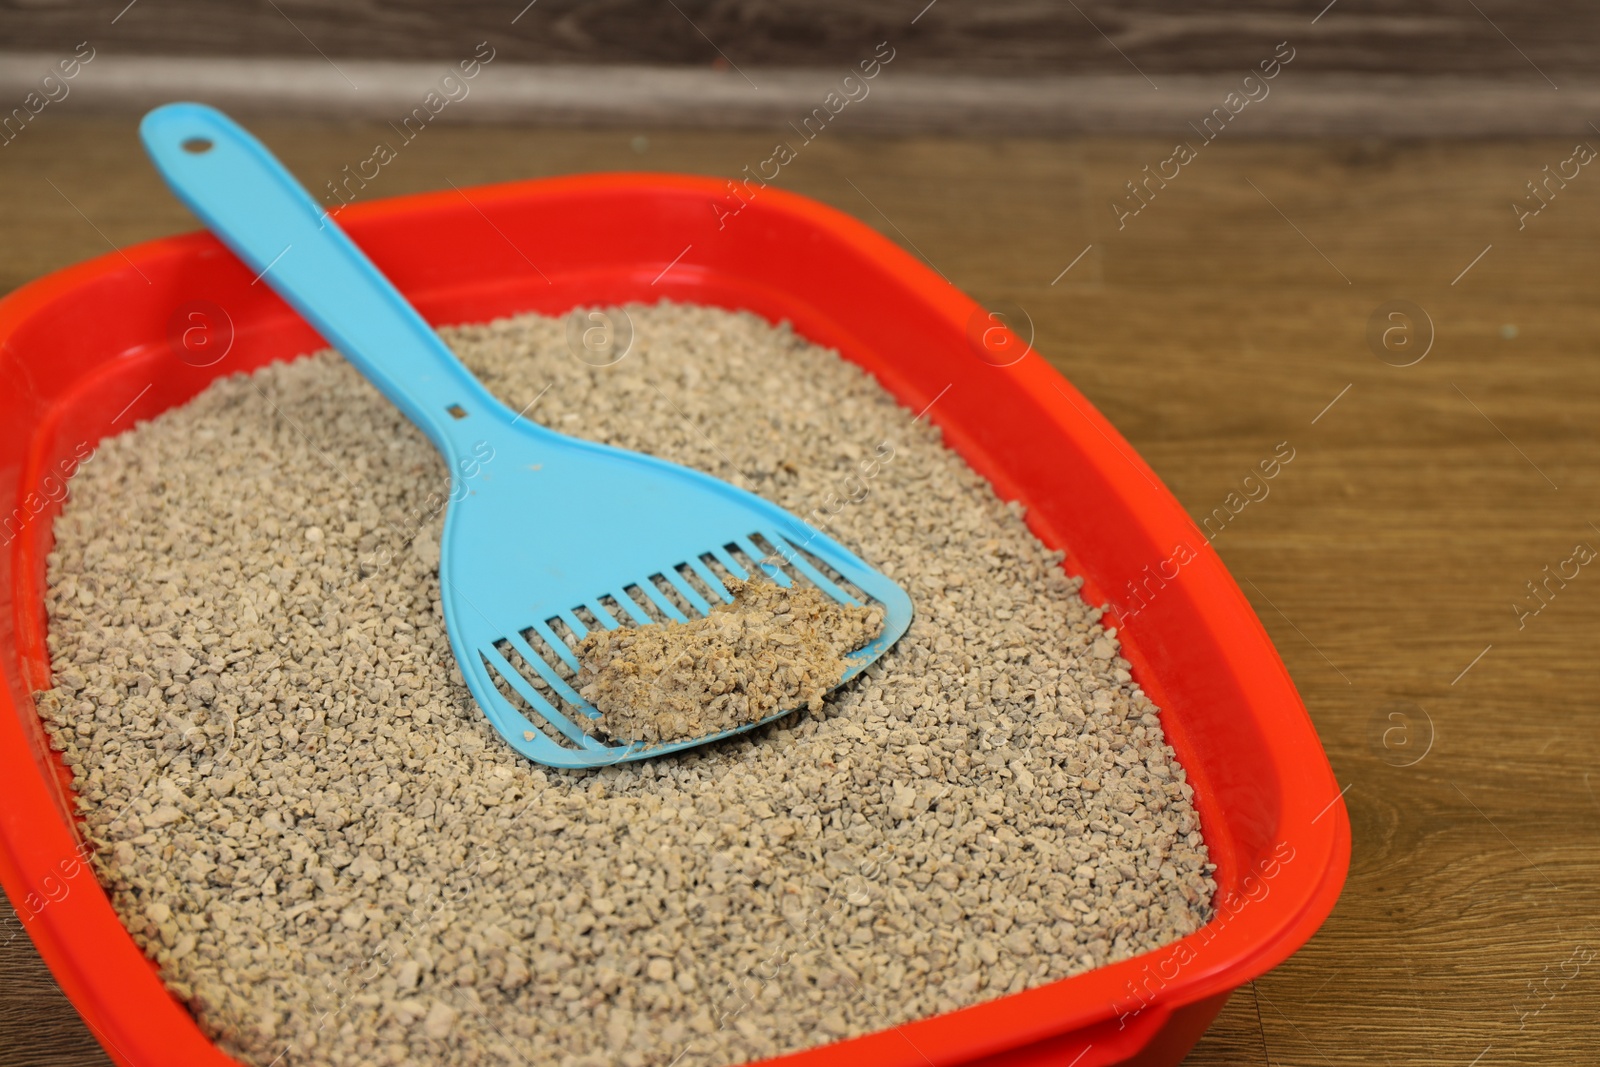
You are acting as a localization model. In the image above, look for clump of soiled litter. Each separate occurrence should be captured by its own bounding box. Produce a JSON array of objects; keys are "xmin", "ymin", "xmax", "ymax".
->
[
  {"xmin": 577, "ymin": 578, "xmax": 884, "ymax": 743},
  {"xmin": 36, "ymin": 302, "xmax": 1215, "ymax": 1067}
]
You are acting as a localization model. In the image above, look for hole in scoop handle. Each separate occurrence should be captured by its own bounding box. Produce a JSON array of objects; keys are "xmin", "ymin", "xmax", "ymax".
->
[{"xmin": 139, "ymin": 102, "xmax": 504, "ymax": 453}]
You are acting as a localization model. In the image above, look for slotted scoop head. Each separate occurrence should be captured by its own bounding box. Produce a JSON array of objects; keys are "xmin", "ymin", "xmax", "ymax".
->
[{"xmin": 140, "ymin": 103, "xmax": 912, "ymax": 768}]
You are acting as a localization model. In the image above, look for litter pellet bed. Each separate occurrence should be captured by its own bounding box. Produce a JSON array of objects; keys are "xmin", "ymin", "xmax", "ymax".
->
[{"xmin": 37, "ymin": 302, "xmax": 1214, "ymax": 1067}]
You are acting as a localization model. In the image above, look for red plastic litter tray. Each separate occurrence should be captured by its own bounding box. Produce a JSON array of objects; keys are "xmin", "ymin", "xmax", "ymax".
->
[{"xmin": 0, "ymin": 173, "xmax": 1349, "ymax": 1066}]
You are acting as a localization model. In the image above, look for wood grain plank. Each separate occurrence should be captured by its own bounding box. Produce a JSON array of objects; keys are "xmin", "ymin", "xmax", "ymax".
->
[{"xmin": 0, "ymin": 909, "xmax": 111, "ymax": 1066}]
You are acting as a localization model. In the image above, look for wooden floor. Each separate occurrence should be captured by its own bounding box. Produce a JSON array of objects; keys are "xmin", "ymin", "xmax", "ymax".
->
[{"xmin": 4, "ymin": 118, "xmax": 1599, "ymax": 1065}]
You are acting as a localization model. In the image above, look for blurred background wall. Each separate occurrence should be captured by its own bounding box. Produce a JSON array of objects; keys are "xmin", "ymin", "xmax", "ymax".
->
[{"xmin": 1, "ymin": 0, "xmax": 1596, "ymax": 135}]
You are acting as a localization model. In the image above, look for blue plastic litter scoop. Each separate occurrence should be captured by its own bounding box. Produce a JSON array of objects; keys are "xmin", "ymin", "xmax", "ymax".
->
[{"xmin": 139, "ymin": 103, "xmax": 912, "ymax": 769}]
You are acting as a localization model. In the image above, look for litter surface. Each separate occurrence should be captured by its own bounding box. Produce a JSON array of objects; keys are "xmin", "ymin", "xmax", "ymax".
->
[{"xmin": 36, "ymin": 302, "xmax": 1214, "ymax": 1067}]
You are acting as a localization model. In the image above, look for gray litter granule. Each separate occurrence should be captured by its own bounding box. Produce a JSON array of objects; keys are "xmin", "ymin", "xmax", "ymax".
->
[
  {"xmin": 36, "ymin": 302, "xmax": 1214, "ymax": 1067},
  {"xmin": 577, "ymin": 579, "xmax": 885, "ymax": 745}
]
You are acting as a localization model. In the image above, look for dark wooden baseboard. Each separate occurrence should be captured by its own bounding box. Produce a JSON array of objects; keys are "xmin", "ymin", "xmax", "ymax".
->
[{"xmin": 1, "ymin": 54, "xmax": 1595, "ymax": 137}]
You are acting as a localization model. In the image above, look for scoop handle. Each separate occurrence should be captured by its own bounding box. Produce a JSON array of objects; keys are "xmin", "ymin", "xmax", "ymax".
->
[{"xmin": 140, "ymin": 102, "xmax": 510, "ymax": 455}]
